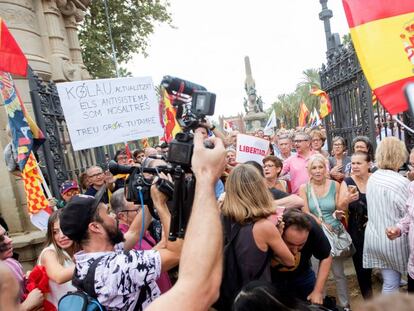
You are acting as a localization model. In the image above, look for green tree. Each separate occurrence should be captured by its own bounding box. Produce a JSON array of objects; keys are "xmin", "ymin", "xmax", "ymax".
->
[
  {"xmin": 295, "ymin": 68, "xmax": 321, "ymax": 113},
  {"xmin": 269, "ymin": 68, "xmax": 321, "ymax": 128},
  {"xmin": 79, "ymin": 0, "xmax": 173, "ymax": 78}
]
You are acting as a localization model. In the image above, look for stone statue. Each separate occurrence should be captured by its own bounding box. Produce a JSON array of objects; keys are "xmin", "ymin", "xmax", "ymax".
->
[
  {"xmin": 242, "ymin": 56, "xmax": 267, "ymax": 132},
  {"xmin": 243, "ymin": 57, "xmax": 264, "ymax": 114}
]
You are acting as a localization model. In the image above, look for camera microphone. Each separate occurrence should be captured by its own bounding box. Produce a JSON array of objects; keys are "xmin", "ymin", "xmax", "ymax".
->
[
  {"xmin": 108, "ymin": 160, "xmax": 135, "ymax": 175},
  {"xmin": 148, "ymin": 154, "xmax": 166, "ymax": 160}
]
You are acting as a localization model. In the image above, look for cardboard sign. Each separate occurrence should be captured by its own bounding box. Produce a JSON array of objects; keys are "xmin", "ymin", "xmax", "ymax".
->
[
  {"xmin": 236, "ymin": 134, "xmax": 270, "ymax": 164},
  {"xmin": 56, "ymin": 76, "xmax": 163, "ymax": 150}
]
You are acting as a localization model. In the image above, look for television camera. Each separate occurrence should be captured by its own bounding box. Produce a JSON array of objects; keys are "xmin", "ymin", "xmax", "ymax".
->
[{"xmin": 109, "ymin": 76, "xmax": 216, "ymax": 240}]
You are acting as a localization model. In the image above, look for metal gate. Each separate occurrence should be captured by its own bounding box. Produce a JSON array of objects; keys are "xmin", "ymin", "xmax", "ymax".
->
[
  {"xmin": 28, "ymin": 68, "xmax": 111, "ymax": 197},
  {"xmin": 320, "ymin": 44, "xmax": 414, "ymax": 153}
]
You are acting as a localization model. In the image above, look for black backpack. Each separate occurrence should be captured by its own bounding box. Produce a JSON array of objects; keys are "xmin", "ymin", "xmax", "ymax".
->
[{"xmin": 214, "ymin": 219, "xmax": 270, "ymax": 311}]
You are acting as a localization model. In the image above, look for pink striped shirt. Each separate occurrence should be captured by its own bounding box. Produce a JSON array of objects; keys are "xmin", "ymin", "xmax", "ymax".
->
[{"xmin": 396, "ymin": 181, "xmax": 414, "ymax": 279}]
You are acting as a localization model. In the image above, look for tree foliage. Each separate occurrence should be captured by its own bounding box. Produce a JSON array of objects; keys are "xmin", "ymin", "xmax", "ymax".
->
[
  {"xmin": 79, "ymin": 0, "xmax": 172, "ymax": 78},
  {"xmin": 269, "ymin": 68, "xmax": 321, "ymax": 128}
]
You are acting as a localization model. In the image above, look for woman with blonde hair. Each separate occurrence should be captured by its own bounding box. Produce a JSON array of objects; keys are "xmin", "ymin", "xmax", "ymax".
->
[
  {"xmin": 220, "ymin": 164, "xmax": 294, "ymax": 307},
  {"xmin": 299, "ymin": 154, "xmax": 350, "ymax": 309},
  {"xmin": 364, "ymin": 137, "xmax": 410, "ymax": 293}
]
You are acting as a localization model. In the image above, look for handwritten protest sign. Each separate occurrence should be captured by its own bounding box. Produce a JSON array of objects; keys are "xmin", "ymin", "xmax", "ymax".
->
[
  {"xmin": 56, "ymin": 76, "xmax": 163, "ymax": 150},
  {"xmin": 236, "ymin": 134, "xmax": 270, "ymax": 164}
]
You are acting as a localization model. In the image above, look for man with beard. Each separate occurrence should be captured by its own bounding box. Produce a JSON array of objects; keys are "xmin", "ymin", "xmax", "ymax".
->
[{"xmin": 60, "ymin": 181, "xmax": 182, "ymax": 310}]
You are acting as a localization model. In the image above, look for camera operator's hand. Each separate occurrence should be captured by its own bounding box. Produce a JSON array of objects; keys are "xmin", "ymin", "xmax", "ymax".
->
[
  {"xmin": 151, "ymin": 172, "xmax": 171, "ymax": 206},
  {"xmin": 192, "ymin": 133, "xmax": 226, "ymax": 183}
]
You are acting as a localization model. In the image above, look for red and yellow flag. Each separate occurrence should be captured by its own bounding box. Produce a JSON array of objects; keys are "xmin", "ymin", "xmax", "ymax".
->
[
  {"xmin": 343, "ymin": 0, "xmax": 414, "ymax": 114},
  {"xmin": 160, "ymin": 87, "xmax": 181, "ymax": 142},
  {"xmin": 298, "ymin": 101, "xmax": 309, "ymax": 127},
  {"xmin": 310, "ymin": 87, "xmax": 332, "ymax": 118},
  {"xmin": 0, "ymin": 18, "xmax": 28, "ymax": 77},
  {"xmin": 22, "ymin": 153, "xmax": 49, "ymax": 214}
]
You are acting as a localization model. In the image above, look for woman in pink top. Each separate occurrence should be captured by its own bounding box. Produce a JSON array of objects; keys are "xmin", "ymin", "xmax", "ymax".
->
[{"xmin": 386, "ymin": 181, "xmax": 414, "ymax": 292}]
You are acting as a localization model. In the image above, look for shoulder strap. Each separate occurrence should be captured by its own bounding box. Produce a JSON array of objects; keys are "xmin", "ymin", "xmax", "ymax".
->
[
  {"xmin": 309, "ymin": 184, "xmax": 324, "ymax": 221},
  {"xmin": 73, "ymin": 255, "xmax": 105, "ymax": 299}
]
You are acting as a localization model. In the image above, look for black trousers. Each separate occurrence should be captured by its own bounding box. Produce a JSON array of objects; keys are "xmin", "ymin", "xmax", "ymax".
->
[
  {"xmin": 408, "ymin": 274, "xmax": 414, "ymax": 293},
  {"xmin": 348, "ymin": 222, "xmax": 373, "ymax": 299}
]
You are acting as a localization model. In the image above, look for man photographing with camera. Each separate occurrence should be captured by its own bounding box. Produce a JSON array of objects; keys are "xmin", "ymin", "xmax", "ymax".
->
[
  {"xmin": 60, "ymin": 167, "xmax": 183, "ymax": 310},
  {"xmin": 147, "ymin": 132, "xmax": 226, "ymax": 310}
]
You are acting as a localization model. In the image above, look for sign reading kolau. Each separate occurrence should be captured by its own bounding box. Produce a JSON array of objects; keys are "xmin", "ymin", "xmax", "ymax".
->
[{"xmin": 57, "ymin": 76, "xmax": 163, "ymax": 150}]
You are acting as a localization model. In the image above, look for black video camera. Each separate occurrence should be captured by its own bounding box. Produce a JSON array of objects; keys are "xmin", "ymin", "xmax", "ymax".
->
[
  {"xmin": 161, "ymin": 76, "xmax": 216, "ymax": 168},
  {"xmin": 108, "ymin": 161, "xmax": 174, "ymax": 219}
]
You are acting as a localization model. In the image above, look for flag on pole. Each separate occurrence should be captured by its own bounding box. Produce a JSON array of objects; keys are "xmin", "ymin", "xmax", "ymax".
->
[
  {"xmin": 309, "ymin": 109, "xmax": 315, "ymax": 125},
  {"xmin": 0, "ymin": 19, "xmax": 28, "ymax": 77},
  {"xmin": 342, "ymin": 0, "xmax": 414, "ymax": 114},
  {"xmin": 310, "ymin": 107, "xmax": 321, "ymax": 127},
  {"xmin": 160, "ymin": 87, "xmax": 181, "ymax": 142},
  {"xmin": 0, "ymin": 71, "xmax": 45, "ymax": 171},
  {"xmin": 222, "ymin": 119, "xmax": 232, "ymax": 133},
  {"xmin": 298, "ymin": 101, "xmax": 309, "ymax": 127},
  {"xmin": 264, "ymin": 110, "xmax": 277, "ymax": 134},
  {"xmin": 141, "ymin": 138, "xmax": 150, "ymax": 148},
  {"xmin": 22, "ymin": 152, "xmax": 50, "ymax": 215},
  {"xmin": 310, "ymin": 87, "xmax": 332, "ymax": 118}
]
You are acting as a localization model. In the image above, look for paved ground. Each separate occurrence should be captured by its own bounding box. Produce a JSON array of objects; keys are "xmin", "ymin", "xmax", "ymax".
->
[{"xmin": 325, "ymin": 257, "xmax": 408, "ymax": 310}]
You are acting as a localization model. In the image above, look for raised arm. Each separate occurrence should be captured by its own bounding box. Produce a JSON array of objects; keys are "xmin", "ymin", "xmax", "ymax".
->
[
  {"xmin": 123, "ymin": 205, "xmax": 153, "ymax": 251},
  {"xmin": 147, "ymin": 132, "xmax": 226, "ymax": 311},
  {"xmin": 40, "ymin": 249, "xmax": 74, "ymax": 284}
]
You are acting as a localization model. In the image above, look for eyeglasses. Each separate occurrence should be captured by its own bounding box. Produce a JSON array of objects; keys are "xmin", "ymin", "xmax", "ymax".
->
[
  {"xmin": 263, "ymin": 164, "xmax": 276, "ymax": 168},
  {"xmin": 89, "ymin": 171, "xmax": 104, "ymax": 178},
  {"xmin": 120, "ymin": 208, "xmax": 140, "ymax": 214}
]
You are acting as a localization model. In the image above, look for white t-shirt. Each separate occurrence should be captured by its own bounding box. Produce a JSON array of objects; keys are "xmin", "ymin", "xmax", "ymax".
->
[
  {"xmin": 74, "ymin": 243, "xmax": 161, "ymax": 311},
  {"xmin": 38, "ymin": 245, "xmax": 76, "ymax": 307}
]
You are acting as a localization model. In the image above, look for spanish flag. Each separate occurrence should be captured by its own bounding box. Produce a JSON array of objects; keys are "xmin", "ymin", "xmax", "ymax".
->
[
  {"xmin": 0, "ymin": 18, "xmax": 28, "ymax": 77},
  {"xmin": 343, "ymin": 0, "xmax": 414, "ymax": 114},
  {"xmin": 310, "ymin": 87, "xmax": 332, "ymax": 118},
  {"xmin": 160, "ymin": 87, "xmax": 181, "ymax": 142},
  {"xmin": 298, "ymin": 101, "xmax": 309, "ymax": 127}
]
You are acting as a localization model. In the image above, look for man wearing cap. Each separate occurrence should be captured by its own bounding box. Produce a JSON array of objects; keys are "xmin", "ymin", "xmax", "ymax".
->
[
  {"xmin": 50, "ymin": 180, "xmax": 80, "ymax": 209},
  {"xmin": 60, "ymin": 178, "xmax": 182, "ymax": 310}
]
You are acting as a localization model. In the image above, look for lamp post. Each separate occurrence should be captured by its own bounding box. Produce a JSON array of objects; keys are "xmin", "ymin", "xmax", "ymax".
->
[{"xmin": 319, "ymin": 0, "xmax": 340, "ymax": 55}]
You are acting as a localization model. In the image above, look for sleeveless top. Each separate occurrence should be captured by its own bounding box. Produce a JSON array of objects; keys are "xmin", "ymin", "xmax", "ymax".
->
[
  {"xmin": 307, "ymin": 180, "xmax": 341, "ymax": 231},
  {"xmin": 38, "ymin": 245, "xmax": 76, "ymax": 307},
  {"xmin": 344, "ymin": 177, "xmax": 368, "ymax": 232},
  {"xmin": 233, "ymin": 222, "xmax": 271, "ymax": 286}
]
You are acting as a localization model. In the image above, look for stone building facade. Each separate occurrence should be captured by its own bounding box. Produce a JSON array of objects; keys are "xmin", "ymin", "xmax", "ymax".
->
[{"xmin": 0, "ymin": 0, "xmax": 90, "ymax": 270}]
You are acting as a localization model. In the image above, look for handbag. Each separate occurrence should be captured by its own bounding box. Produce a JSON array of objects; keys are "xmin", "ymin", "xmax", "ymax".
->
[{"xmin": 309, "ymin": 183, "xmax": 355, "ymax": 258}]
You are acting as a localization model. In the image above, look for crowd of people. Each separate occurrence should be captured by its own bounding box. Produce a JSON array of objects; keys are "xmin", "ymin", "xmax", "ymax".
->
[{"xmin": 2, "ymin": 122, "xmax": 414, "ymax": 311}]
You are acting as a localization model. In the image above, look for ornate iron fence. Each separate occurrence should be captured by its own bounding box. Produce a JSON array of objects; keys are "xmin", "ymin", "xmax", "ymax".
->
[
  {"xmin": 320, "ymin": 44, "xmax": 414, "ymax": 153},
  {"xmin": 28, "ymin": 68, "xmax": 112, "ymax": 197}
]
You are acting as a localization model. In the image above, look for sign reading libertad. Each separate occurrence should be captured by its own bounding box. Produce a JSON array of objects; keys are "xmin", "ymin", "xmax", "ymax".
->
[{"xmin": 56, "ymin": 76, "xmax": 163, "ymax": 150}]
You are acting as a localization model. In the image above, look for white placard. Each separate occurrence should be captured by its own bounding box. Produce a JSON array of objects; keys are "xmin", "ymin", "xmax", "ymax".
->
[
  {"xmin": 236, "ymin": 134, "xmax": 270, "ymax": 164},
  {"xmin": 56, "ymin": 76, "xmax": 163, "ymax": 150}
]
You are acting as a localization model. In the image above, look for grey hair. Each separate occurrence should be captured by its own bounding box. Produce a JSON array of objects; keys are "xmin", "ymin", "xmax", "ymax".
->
[{"xmin": 110, "ymin": 188, "xmax": 127, "ymax": 214}]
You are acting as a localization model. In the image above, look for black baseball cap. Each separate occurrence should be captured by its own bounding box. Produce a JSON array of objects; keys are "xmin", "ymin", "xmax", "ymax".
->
[{"xmin": 60, "ymin": 186, "xmax": 106, "ymax": 243}]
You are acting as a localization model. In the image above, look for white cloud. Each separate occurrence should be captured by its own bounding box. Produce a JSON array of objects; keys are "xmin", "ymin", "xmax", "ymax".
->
[{"xmin": 129, "ymin": 0, "xmax": 349, "ymax": 118}]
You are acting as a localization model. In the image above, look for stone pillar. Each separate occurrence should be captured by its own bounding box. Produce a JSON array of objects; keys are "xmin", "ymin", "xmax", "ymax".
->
[
  {"xmin": 60, "ymin": 1, "xmax": 91, "ymax": 80},
  {"xmin": 0, "ymin": 0, "xmax": 91, "ymax": 268}
]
